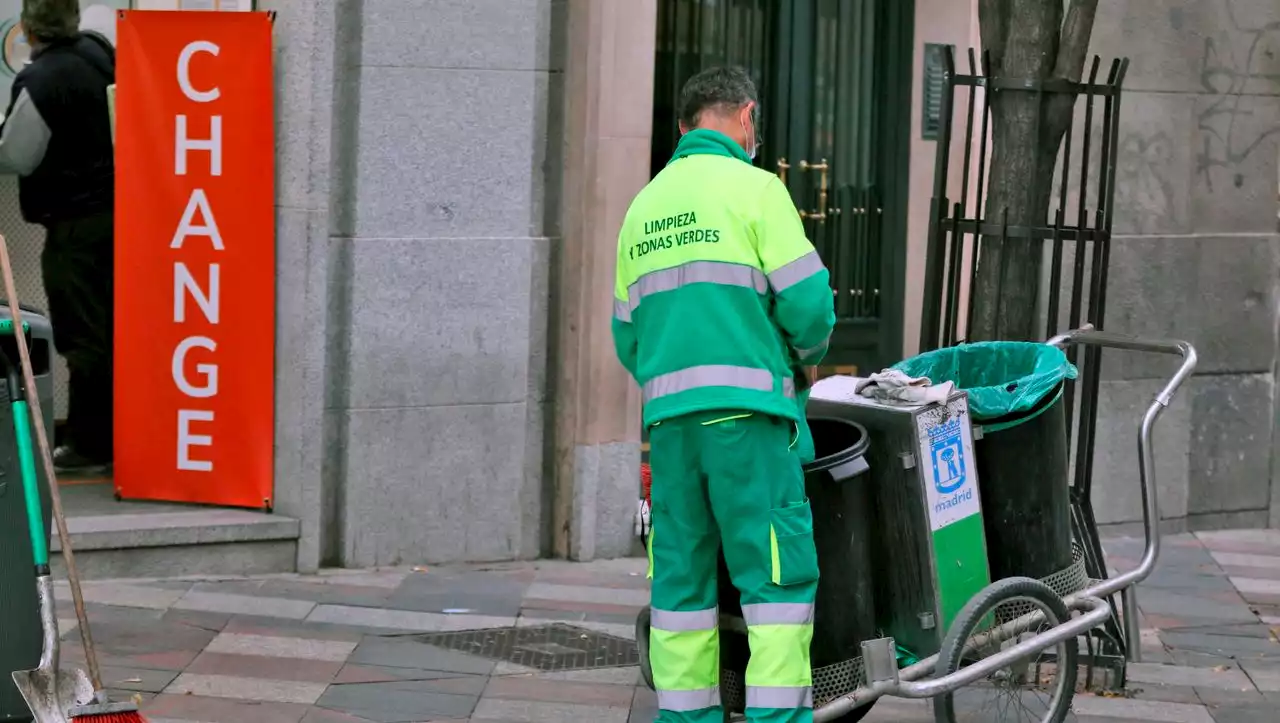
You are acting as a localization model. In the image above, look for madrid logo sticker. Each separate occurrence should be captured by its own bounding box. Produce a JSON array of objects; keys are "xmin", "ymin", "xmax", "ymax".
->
[
  {"xmin": 931, "ymin": 425, "xmax": 967, "ymax": 494},
  {"xmin": 919, "ymin": 403, "xmax": 981, "ymax": 532}
]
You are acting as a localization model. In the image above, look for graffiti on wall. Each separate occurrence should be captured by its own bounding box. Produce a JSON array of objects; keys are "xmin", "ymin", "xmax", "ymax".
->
[
  {"xmin": 1194, "ymin": 0, "xmax": 1280, "ymax": 192},
  {"xmin": 1114, "ymin": 130, "xmax": 1177, "ymax": 234}
]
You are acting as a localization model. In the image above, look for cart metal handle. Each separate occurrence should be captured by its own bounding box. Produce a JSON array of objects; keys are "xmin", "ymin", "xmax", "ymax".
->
[{"xmin": 1044, "ymin": 326, "xmax": 1197, "ymax": 602}]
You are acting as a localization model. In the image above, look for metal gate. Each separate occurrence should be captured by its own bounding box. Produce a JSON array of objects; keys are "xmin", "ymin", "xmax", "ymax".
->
[{"xmin": 652, "ymin": 0, "xmax": 913, "ymax": 372}]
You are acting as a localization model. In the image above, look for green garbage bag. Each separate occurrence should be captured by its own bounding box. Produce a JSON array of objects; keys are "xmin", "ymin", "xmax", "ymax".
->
[{"xmin": 892, "ymin": 342, "xmax": 1078, "ymax": 423}]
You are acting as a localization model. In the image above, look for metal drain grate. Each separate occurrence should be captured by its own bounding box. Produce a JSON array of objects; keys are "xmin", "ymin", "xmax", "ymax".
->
[{"xmin": 409, "ymin": 623, "xmax": 639, "ymax": 672}]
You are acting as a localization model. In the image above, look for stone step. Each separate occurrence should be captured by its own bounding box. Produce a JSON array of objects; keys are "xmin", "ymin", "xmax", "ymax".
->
[{"xmin": 51, "ymin": 508, "xmax": 299, "ymax": 580}]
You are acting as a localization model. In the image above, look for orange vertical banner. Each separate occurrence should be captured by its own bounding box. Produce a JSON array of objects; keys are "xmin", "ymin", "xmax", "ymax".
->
[{"xmin": 114, "ymin": 11, "xmax": 275, "ymax": 510}]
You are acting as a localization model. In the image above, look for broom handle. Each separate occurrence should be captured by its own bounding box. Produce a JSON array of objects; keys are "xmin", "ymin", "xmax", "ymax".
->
[{"xmin": 0, "ymin": 234, "xmax": 103, "ymax": 691}]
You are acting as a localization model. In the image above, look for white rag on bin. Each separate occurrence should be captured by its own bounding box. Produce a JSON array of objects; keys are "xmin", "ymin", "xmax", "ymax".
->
[{"xmin": 853, "ymin": 369, "xmax": 955, "ymax": 406}]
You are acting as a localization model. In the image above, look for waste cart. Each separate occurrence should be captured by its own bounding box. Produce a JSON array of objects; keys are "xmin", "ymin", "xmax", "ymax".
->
[
  {"xmin": 894, "ymin": 342, "xmax": 1077, "ymax": 583},
  {"xmin": 0, "ymin": 306, "xmax": 57, "ymax": 722},
  {"xmin": 638, "ymin": 415, "xmax": 878, "ymax": 722}
]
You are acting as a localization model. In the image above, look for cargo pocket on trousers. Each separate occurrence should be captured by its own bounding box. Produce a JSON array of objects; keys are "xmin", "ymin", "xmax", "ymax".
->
[{"xmin": 769, "ymin": 499, "xmax": 819, "ymax": 586}]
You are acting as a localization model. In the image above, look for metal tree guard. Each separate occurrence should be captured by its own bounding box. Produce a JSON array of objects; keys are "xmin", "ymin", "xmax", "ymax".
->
[{"xmin": 918, "ymin": 46, "xmax": 1134, "ymax": 689}]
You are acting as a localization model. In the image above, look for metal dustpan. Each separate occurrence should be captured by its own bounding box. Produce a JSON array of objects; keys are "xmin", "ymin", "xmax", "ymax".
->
[{"xmin": 11, "ymin": 578, "xmax": 97, "ymax": 722}]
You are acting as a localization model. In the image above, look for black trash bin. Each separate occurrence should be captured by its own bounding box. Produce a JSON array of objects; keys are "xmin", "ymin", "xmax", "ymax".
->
[
  {"xmin": 894, "ymin": 342, "xmax": 1077, "ymax": 583},
  {"xmin": 718, "ymin": 416, "xmax": 877, "ymax": 721},
  {"xmin": 0, "ymin": 306, "xmax": 56, "ymax": 722}
]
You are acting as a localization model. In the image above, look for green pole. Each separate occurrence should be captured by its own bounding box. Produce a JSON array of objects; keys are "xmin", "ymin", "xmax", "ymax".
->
[{"xmin": 13, "ymin": 399, "xmax": 48, "ymax": 568}]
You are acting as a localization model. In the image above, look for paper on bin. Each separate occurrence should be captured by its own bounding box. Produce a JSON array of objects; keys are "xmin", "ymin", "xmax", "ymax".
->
[{"xmin": 810, "ymin": 375, "xmax": 877, "ymax": 405}]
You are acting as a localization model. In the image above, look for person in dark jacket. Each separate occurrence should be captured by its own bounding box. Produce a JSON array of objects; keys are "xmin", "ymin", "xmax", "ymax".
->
[{"xmin": 0, "ymin": 0, "xmax": 115, "ymax": 471}]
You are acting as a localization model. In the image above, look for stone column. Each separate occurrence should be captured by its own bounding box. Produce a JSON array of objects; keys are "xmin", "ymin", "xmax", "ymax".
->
[
  {"xmin": 260, "ymin": 0, "xmax": 340, "ymax": 573},
  {"xmin": 551, "ymin": 0, "xmax": 657, "ymax": 560}
]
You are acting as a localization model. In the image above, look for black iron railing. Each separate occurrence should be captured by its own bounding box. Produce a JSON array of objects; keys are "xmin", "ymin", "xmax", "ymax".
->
[{"xmin": 918, "ymin": 46, "xmax": 1134, "ymax": 689}]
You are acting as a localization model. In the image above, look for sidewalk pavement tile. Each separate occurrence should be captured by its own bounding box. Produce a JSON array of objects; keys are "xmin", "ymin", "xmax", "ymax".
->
[
  {"xmin": 186, "ymin": 651, "xmax": 345, "ymax": 683},
  {"xmin": 858, "ymin": 696, "xmax": 929, "ymax": 722},
  {"xmin": 314, "ymin": 569, "xmax": 412, "ymax": 589},
  {"xmin": 99, "ymin": 664, "xmax": 180, "ymax": 693},
  {"xmin": 629, "ymin": 686, "xmax": 658, "ymax": 723},
  {"xmin": 1071, "ymin": 695, "xmax": 1216, "ymax": 722},
  {"xmin": 1159, "ymin": 631, "xmax": 1280, "ymax": 658},
  {"xmin": 1222, "ymin": 565, "xmax": 1280, "ymax": 581},
  {"xmin": 482, "ymin": 675, "xmax": 636, "ymax": 706},
  {"xmin": 144, "ymin": 693, "xmax": 310, "ymax": 723},
  {"xmin": 534, "ymin": 568, "xmax": 651, "ymax": 591},
  {"xmin": 334, "ymin": 663, "xmax": 478, "ymax": 685},
  {"xmin": 387, "ymin": 571, "xmax": 529, "ymax": 616},
  {"xmin": 162, "ymin": 608, "xmax": 234, "ymax": 632},
  {"xmin": 315, "ymin": 679, "xmax": 481, "ymax": 721},
  {"xmin": 175, "ymin": 590, "xmax": 319, "ymax": 620},
  {"xmin": 1230, "ymin": 576, "xmax": 1280, "ymax": 597},
  {"xmin": 203, "ymin": 631, "xmax": 358, "ymax": 661},
  {"xmin": 517, "ymin": 606, "xmax": 640, "ymax": 625},
  {"xmin": 222, "ymin": 615, "xmax": 371, "ymax": 641},
  {"xmin": 523, "ymin": 582, "xmax": 650, "ymax": 608},
  {"xmin": 299, "ymin": 710, "xmax": 379, "ymax": 723},
  {"xmin": 307, "ymin": 604, "xmax": 515, "ymax": 632},
  {"xmin": 1193, "ymin": 685, "xmax": 1269, "ymax": 706},
  {"xmin": 1163, "ymin": 623, "xmax": 1275, "ymax": 639},
  {"xmin": 526, "ymin": 667, "xmax": 641, "ymax": 685},
  {"xmin": 260, "ymin": 579, "xmax": 398, "ymax": 608},
  {"xmin": 1136, "ymin": 590, "xmax": 1257, "ymax": 622},
  {"xmin": 1210, "ymin": 552, "xmax": 1280, "ymax": 570},
  {"xmin": 1242, "ymin": 664, "xmax": 1280, "ymax": 691},
  {"xmin": 1206, "ymin": 707, "xmax": 1280, "ymax": 723},
  {"xmin": 471, "ymin": 698, "xmax": 630, "ymax": 722},
  {"xmin": 55, "ymin": 582, "xmax": 188, "ymax": 610},
  {"xmin": 167, "ymin": 672, "xmax": 330, "ymax": 705},
  {"xmin": 1127, "ymin": 662, "xmax": 1255, "ymax": 690},
  {"xmin": 518, "ymin": 597, "xmax": 644, "ymax": 616},
  {"xmin": 346, "ymin": 636, "xmax": 496, "ymax": 676},
  {"xmin": 192, "ymin": 578, "xmax": 398, "ymax": 609},
  {"xmin": 1125, "ymin": 683, "xmax": 1203, "ymax": 705}
]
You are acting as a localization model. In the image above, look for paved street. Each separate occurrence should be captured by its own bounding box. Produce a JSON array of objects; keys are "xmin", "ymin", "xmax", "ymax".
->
[{"xmin": 42, "ymin": 530, "xmax": 1280, "ymax": 722}]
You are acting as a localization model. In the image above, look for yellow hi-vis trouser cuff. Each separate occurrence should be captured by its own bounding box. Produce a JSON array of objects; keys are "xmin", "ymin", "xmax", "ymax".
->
[
  {"xmin": 650, "ymin": 607, "xmax": 721, "ymax": 714},
  {"xmin": 745, "ymin": 602, "xmax": 815, "ymax": 710}
]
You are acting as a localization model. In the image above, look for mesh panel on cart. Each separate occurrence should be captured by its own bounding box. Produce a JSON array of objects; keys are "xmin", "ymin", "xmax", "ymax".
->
[
  {"xmin": 721, "ymin": 657, "xmax": 866, "ymax": 711},
  {"xmin": 0, "ymin": 178, "xmax": 68, "ymax": 420},
  {"xmin": 995, "ymin": 542, "xmax": 1090, "ymax": 626}
]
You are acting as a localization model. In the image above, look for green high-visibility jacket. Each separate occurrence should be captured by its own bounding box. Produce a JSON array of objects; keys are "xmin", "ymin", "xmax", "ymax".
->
[{"xmin": 611, "ymin": 129, "xmax": 836, "ymax": 450}]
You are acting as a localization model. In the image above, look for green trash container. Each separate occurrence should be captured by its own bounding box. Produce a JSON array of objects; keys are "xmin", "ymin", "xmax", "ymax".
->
[
  {"xmin": 894, "ymin": 342, "xmax": 1078, "ymax": 583},
  {"xmin": 0, "ymin": 306, "xmax": 57, "ymax": 722}
]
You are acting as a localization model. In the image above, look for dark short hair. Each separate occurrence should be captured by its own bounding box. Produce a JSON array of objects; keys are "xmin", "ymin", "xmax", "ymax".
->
[
  {"xmin": 677, "ymin": 66, "xmax": 757, "ymax": 128},
  {"xmin": 22, "ymin": 0, "xmax": 80, "ymax": 43}
]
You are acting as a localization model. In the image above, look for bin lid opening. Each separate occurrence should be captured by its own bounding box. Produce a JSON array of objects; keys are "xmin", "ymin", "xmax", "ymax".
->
[{"xmin": 805, "ymin": 417, "xmax": 869, "ymax": 476}]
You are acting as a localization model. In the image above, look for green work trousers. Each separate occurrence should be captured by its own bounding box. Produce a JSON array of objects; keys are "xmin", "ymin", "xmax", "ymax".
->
[{"xmin": 647, "ymin": 410, "xmax": 819, "ymax": 723}]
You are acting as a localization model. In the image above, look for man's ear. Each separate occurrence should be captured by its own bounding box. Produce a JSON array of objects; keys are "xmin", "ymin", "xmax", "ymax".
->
[{"xmin": 678, "ymin": 120, "xmax": 690, "ymax": 135}]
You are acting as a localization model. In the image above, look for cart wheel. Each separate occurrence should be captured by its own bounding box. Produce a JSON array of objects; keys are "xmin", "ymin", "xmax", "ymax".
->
[
  {"xmin": 636, "ymin": 607, "xmax": 655, "ymax": 691},
  {"xmin": 933, "ymin": 577, "xmax": 1077, "ymax": 723}
]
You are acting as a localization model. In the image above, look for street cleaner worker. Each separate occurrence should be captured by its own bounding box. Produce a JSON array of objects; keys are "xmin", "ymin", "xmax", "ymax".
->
[{"xmin": 612, "ymin": 66, "xmax": 836, "ymax": 723}]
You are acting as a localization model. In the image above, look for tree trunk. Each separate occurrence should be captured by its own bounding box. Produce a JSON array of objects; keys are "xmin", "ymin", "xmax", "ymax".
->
[{"xmin": 969, "ymin": 0, "xmax": 1099, "ymax": 341}]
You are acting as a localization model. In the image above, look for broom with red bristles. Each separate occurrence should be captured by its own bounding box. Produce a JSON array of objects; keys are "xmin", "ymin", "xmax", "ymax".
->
[{"xmin": 0, "ymin": 235, "xmax": 148, "ymax": 723}]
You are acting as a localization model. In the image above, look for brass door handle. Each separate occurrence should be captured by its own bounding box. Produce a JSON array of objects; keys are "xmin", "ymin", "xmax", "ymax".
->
[
  {"xmin": 776, "ymin": 157, "xmax": 790, "ymax": 185},
  {"xmin": 797, "ymin": 159, "xmax": 830, "ymax": 223}
]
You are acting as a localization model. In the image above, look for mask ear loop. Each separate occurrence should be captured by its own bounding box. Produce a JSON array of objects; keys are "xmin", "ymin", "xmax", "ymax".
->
[{"xmin": 743, "ymin": 101, "xmax": 761, "ymax": 160}]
